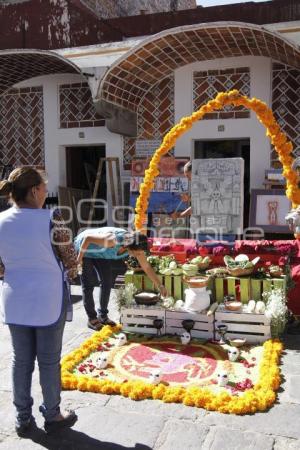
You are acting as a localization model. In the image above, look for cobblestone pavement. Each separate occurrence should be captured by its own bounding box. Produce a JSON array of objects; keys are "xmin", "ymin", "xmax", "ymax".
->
[{"xmin": 0, "ymin": 286, "xmax": 300, "ymax": 449}]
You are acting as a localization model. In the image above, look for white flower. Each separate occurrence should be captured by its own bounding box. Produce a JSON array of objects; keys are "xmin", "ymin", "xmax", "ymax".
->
[
  {"xmin": 162, "ymin": 296, "xmax": 175, "ymax": 309},
  {"xmin": 263, "ymin": 289, "xmax": 287, "ymax": 325}
]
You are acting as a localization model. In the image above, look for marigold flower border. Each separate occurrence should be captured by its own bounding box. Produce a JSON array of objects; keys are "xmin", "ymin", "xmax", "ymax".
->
[
  {"xmin": 134, "ymin": 89, "xmax": 299, "ymax": 231},
  {"xmin": 61, "ymin": 325, "xmax": 283, "ymax": 415}
]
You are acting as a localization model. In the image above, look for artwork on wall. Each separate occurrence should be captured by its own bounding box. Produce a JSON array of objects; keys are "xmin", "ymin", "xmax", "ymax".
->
[
  {"xmin": 129, "ymin": 192, "xmax": 189, "ymax": 214},
  {"xmin": 130, "ymin": 157, "xmax": 189, "ymax": 215},
  {"xmin": 191, "ymin": 158, "xmax": 244, "ymax": 234},
  {"xmin": 130, "ymin": 176, "xmax": 188, "ymax": 193},
  {"xmin": 131, "ymin": 158, "xmax": 188, "ymax": 177},
  {"xmin": 249, "ymin": 189, "xmax": 292, "ymax": 233}
]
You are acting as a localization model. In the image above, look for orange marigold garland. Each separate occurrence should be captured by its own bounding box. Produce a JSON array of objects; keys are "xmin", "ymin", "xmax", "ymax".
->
[
  {"xmin": 134, "ymin": 90, "xmax": 300, "ymax": 231},
  {"xmin": 61, "ymin": 326, "xmax": 283, "ymax": 415}
]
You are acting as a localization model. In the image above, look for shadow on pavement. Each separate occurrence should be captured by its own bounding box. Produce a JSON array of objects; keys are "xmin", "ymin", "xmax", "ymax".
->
[
  {"xmin": 71, "ymin": 294, "xmax": 82, "ymax": 304},
  {"xmin": 21, "ymin": 421, "xmax": 151, "ymax": 450},
  {"xmin": 283, "ymin": 332, "xmax": 300, "ymax": 351}
]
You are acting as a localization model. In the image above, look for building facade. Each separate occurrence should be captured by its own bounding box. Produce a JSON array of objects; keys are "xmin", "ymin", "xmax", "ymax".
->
[{"xmin": 0, "ymin": 0, "xmax": 300, "ymax": 225}]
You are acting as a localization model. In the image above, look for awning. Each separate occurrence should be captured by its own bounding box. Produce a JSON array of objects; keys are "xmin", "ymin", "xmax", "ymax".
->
[
  {"xmin": 96, "ymin": 22, "xmax": 300, "ymax": 114},
  {"xmin": 0, "ymin": 49, "xmax": 82, "ymax": 95}
]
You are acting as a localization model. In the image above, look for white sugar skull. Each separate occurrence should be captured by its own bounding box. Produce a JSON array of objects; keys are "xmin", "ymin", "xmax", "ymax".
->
[
  {"xmin": 227, "ymin": 347, "xmax": 240, "ymax": 362},
  {"xmin": 115, "ymin": 333, "xmax": 127, "ymax": 347},
  {"xmin": 96, "ymin": 353, "xmax": 108, "ymax": 369},
  {"xmin": 217, "ymin": 370, "xmax": 229, "ymax": 387},
  {"xmin": 174, "ymin": 300, "xmax": 184, "ymax": 310},
  {"xmin": 148, "ymin": 369, "xmax": 162, "ymax": 385},
  {"xmin": 180, "ymin": 332, "xmax": 191, "ymax": 345}
]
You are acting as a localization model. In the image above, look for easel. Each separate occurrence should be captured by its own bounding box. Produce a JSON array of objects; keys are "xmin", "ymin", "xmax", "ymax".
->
[
  {"xmin": 58, "ymin": 186, "xmax": 91, "ymax": 235},
  {"xmin": 87, "ymin": 157, "xmax": 123, "ymax": 226}
]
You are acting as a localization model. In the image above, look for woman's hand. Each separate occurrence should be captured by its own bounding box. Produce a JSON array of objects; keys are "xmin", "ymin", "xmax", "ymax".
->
[
  {"xmin": 132, "ymin": 250, "xmax": 169, "ymax": 298},
  {"xmin": 158, "ymin": 284, "xmax": 168, "ymax": 298},
  {"xmin": 170, "ymin": 211, "xmax": 179, "ymax": 220}
]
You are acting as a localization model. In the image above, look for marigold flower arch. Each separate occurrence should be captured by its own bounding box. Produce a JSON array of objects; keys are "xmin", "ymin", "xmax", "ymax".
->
[{"xmin": 134, "ymin": 89, "xmax": 300, "ymax": 231}]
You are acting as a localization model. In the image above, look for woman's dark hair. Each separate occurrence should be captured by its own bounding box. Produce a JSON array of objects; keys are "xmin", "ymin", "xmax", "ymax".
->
[
  {"xmin": 124, "ymin": 232, "xmax": 148, "ymax": 251},
  {"xmin": 0, "ymin": 167, "xmax": 46, "ymax": 203},
  {"xmin": 184, "ymin": 161, "xmax": 192, "ymax": 173}
]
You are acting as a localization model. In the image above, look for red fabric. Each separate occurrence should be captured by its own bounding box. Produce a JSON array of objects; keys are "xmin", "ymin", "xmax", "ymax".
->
[
  {"xmin": 234, "ymin": 240, "xmax": 298, "ymax": 255},
  {"xmin": 287, "ymin": 265, "xmax": 300, "ymax": 315}
]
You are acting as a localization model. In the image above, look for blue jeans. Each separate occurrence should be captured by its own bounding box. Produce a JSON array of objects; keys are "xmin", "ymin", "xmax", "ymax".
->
[{"xmin": 8, "ymin": 288, "xmax": 67, "ymax": 426}]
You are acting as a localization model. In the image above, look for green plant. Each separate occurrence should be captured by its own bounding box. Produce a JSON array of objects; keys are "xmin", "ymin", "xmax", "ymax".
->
[{"xmin": 116, "ymin": 283, "xmax": 137, "ymax": 310}]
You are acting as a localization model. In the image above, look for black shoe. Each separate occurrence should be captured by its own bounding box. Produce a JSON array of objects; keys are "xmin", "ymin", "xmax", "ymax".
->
[
  {"xmin": 98, "ymin": 316, "xmax": 116, "ymax": 327},
  {"xmin": 87, "ymin": 319, "xmax": 103, "ymax": 331},
  {"xmin": 44, "ymin": 410, "xmax": 77, "ymax": 434},
  {"xmin": 15, "ymin": 417, "xmax": 33, "ymax": 437}
]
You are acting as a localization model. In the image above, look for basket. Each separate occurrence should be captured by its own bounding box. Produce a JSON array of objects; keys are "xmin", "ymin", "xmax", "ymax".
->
[
  {"xmin": 269, "ymin": 270, "xmax": 283, "ymax": 278},
  {"xmin": 206, "ymin": 267, "xmax": 229, "ymax": 278},
  {"xmin": 197, "ymin": 262, "xmax": 210, "ymax": 271},
  {"xmin": 183, "ymin": 276, "xmax": 209, "ymax": 288},
  {"xmin": 226, "ymin": 267, "xmax": 254, "ymax": 277}
]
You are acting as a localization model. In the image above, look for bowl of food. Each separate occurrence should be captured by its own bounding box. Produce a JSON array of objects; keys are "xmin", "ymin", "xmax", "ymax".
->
[
  {"xmin": 269, "ymin": 265, "xmax": 284, "ymax": 278},
  {"xmin": 229, "ymin": 338, "xmax": 246, "ymax": 348},
  {"xmin": 134, "ymin": 291, "xmax": 160, "ymax": 306},
  {"xmin": 225, "ymin": 301, "xmax": 242, "ymax": 311},
  {"xmin": 184, "ymin": 276, "xmax": 209, "ymax": 288},
  {"xmin": 190, "ymin": 256, "xmax": 211, "ymax": 271}
]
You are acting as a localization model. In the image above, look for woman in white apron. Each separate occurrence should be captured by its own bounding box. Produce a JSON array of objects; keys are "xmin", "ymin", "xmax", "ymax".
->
[{"xmin": 0, "ymin": 167, "xmax": 78, "ymax": 436}]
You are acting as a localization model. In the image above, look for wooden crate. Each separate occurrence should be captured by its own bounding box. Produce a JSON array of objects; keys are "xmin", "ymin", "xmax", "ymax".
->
[
  {"xmin": 114, "ymin": 275, "xmax": 125, "ymax": 288},
  {"xmin": 120, "ymin": 305, "xmax": 166, "ymax": 334},
  {"xmin": 215, "ymin": 306, "xmax": 271, "ymax": 343},
  {"xmin": 125, "ymin": 271, "xmax": 186, "ymax": 300},
  {"xmin": 165, "ymin": 309, "xmax": 214, "ymax": 339},
  {"xmin": 125, "ymin": 271, "xmax": 214, "ymax": 301},
  {"xmin": 214, "ymin": 276, "xmax": 286, "ymax": 303}
]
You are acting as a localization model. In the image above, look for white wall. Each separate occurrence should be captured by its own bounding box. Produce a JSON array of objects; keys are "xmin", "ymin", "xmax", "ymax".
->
[
  {"xmin": 15, "ymin": 55, "xmax": 273, "ymax": 197},
  {"xmin": 174, "ymin": 56, "xmax": 272, "ymax": 189},
  {"xmin": 14, "ymin": 73, "xmax": 123, "ymax": 195}
]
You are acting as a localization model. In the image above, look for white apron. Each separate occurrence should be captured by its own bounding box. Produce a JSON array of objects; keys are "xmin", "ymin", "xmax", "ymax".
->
[{"xmin": 0, "ymin": 207, "xmax": 64, "ymax": 326}]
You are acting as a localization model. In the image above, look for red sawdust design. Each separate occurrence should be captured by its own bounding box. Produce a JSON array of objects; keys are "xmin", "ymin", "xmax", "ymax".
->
[{"xmin": 114, "ymin": 341, "xmax": 226, "ymax": 385}]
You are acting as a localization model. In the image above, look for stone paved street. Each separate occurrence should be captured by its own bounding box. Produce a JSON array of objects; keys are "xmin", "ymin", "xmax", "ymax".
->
[{"xmin": 1, "ymin": 286, "xmax": 300, "ymax": 449}]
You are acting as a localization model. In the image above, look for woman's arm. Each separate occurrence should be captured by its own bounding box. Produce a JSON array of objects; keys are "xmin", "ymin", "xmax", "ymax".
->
[
  {"xmin": 132, "ymin": 250, "xmax": 168, "ymax": 297},
  {"xmin": 51, "ymin": 210, "xmax": 78, "ymax": 280},
  {"xmin": 77, "ymin": 233, "xmax": 116, "ymax": 265},
  {"xmin": 179, "ymin": 206, "xmax": 192, "ymax": 217}
]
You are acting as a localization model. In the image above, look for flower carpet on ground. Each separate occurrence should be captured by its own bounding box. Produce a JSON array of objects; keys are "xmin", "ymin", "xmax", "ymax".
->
[{"xmin": 61, "ymin": 325, "xmax": 283, "ymax": 415}]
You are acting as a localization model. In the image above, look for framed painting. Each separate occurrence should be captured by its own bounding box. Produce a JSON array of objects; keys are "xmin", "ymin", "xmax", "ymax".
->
[{"xmin": 249, "ymin": 189, "xmax": 292, "ymax": 233}]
